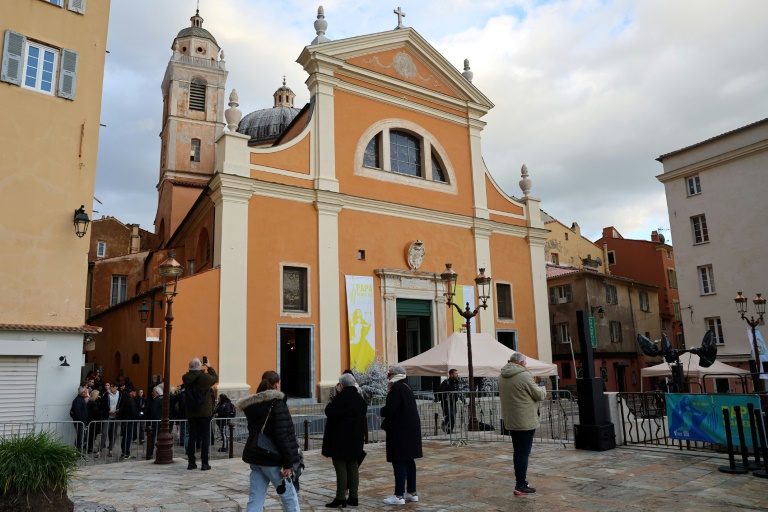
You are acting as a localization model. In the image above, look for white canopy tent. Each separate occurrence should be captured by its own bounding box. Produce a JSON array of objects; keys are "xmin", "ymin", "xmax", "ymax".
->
[
  {"xmin": 640, "ymin": 352, "xmax": 750, "ymax": 391},
  {"xmin": 398, "ymin": 332, "xmax": 558, "ymax": 378}
]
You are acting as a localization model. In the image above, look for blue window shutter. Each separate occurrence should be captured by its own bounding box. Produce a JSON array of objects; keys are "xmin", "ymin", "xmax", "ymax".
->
[
  {"xmin": 67, "ymin": 0, "xmax": 86, "ymax": 14},
  {"xmin": 57, "ymin": 48, "xmax": 78, "ymax": 100},
  {"xmin": 1, "ymin": 30, "xmax": 25, "ymax": 86}
]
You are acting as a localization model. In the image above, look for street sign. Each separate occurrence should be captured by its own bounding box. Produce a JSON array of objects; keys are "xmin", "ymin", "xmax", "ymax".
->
[{"xmin": 588, "ymin": 317, "xmax": 597, "ymax": 348}]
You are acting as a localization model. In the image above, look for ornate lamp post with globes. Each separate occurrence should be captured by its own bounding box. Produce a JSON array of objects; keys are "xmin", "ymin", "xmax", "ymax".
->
[
  {"xmin": 734, "ymin": 291, "xmax": 766, "ymax": 393},
  {"xmin": 154, "ymin": 252, "xmax": 183, "ymax": 464},
  {"xmin": 440, "ymin": 264, "xmax": 491, "ymax": 432}
]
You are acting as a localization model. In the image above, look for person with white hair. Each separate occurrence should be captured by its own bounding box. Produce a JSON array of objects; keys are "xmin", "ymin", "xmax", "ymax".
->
[
  {"xmin": 380, "ymin": 365, "xmax": 422, "ymax": 505},
  {"xmin": 322, "ymin": 373, "xmax": 368, "ymax": 508},
  {"xmin": 71, "ymin": 386, "xmax": 89, "ymax": 453},
  {"xmin": 146, "ymin": 386, "xmax": 163, "ymax": 459},
  {"xmin": 499, "ymin": 352, "xmax": 547, "ymax": 496}
]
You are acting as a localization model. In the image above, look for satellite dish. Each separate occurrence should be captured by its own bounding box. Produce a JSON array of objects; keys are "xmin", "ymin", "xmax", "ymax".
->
[
  {"xmin": 693, "ymin": 330, "xmax": 717, "ymax": 368},
  {"xmin": 658, "ymin": 233, "xmax": 666, "ymax": 244},
  {"xmin": 596, "ymin": 257, "xmax": 603, "ymax": 266}
]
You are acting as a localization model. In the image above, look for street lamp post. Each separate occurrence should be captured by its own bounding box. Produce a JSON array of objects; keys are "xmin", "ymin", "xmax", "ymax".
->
[
  {"xmin": 154, "ymin": 252, "xmax": 183, "ymax": 465},
  {"xmin": 735, "ymin": 292, "xmax": 766, "ymax": 393},
  {"xmin": 138, "ymin": 295, "xmax": 163, "ymax": 397},
  {"xmin": 440, "ymin": 264, "xmax": 491, "ymax": 432}
]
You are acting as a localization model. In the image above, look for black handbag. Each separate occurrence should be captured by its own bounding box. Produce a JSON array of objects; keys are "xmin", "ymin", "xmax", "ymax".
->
[{"xmin": 246, "ymin": 400, "xmax": 281, "ymax": 463}]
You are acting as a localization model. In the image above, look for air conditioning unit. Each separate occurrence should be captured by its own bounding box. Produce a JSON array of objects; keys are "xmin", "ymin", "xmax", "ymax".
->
[{"xmin": 558, "ymin": 297, "xmax": 568, "ymax": 304}]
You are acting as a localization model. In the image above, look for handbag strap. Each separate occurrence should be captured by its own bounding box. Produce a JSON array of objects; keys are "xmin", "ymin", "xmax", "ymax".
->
[{"xmin": 260, "ymin": 400, "xmax": 276, "ymax": 434}]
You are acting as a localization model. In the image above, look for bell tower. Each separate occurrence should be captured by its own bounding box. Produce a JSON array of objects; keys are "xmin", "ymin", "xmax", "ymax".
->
[{"xmin": 155, "ymin": 10, "xmax": 228, "ymax": 245}]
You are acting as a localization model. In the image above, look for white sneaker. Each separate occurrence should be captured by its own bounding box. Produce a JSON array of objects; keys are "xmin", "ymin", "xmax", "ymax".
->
[
  {"xmin": 383, "ymin": 495, "xmax": 405, "ymax": 505},
  {"xmin": 404, "ymin": 492, "xmax": 419, "ymax": 502}
]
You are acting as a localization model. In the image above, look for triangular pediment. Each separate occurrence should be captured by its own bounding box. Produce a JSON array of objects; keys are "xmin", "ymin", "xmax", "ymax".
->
[{"xmin": 298, "ymin": 28, "xmax": 493, "ymax": 110}]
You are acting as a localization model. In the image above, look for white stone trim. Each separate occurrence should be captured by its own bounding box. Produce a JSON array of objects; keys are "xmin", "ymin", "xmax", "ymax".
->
[
  {"xmin": 315, "ymin": 194, "xmax": 343, "ymax": 386},
  {"xmin": 488, "ymin": 209, "xmax": 526, "ymax": 220},
  {"xmin": 527, "ymin": 234, "xmax": 553, "ymax": 363},
  {"xmin": 279, "ymin": 262, "xmax": 312, "ymax": 319},
  {"xmin": 251, "ymin": 165, "xmax": 315, "ymax": 180},
  {"xmin": 656, "ymin": 138, "xmax": 768, "ymax": 183},
  {"xmin": 354, "ymin": 118, "xmax": 458, "ymax": 195}
]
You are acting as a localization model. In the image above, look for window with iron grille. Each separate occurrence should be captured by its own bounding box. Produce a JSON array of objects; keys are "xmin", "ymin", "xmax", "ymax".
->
[
  {"xmin": 390, "ymin": 130, "xmax": 421, "ymax": 177},
  {"xmin": 609, "ymin": 321, "xmax": 622, "ymax": 343},
  {"xmin": 496, "ymin": 283, "xmax": 513, "ymax": 320},
  {"xmin": 189, "ymin": 79, "xmax": 206, "ymax": 111},
  {"xmin": 283, "ymin": 266, "xmax": 307, "ymax": 312}
]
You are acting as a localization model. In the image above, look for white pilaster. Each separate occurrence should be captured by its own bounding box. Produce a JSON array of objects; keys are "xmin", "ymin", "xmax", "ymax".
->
[
  {"xmin": 523, "ymin": 195, "xmax": 551, "ymax": 363},
  {"xmin": 305, "ymin": 57, "xmax": 342, "ymax": 193},
  {"xmin": 472, "ymin": 222, "xmax": 494, "ymax": 333},
  {"xmin": 315, "ymin": 192, "xmax": 343, "ymax": 387},
  {"xmin": 209, "ymin": 173, "xmax": 252, "ymax": 397},
  {"xmin": 468, "ymin": 117, "xmax": 489, "ymax": 219}
]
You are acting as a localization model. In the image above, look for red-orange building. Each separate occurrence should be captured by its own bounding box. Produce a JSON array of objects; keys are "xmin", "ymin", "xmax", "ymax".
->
[{"xmin": 595, "ymin": 227, "xmax": 683, "ymax": 350}]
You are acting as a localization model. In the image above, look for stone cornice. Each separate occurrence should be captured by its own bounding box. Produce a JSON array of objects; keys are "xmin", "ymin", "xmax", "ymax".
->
[
  {"xmin": 209, "ymin": 173, "xmax": 254, "ymax": 206},
  {"xmin": 656, "ymin": 138, "xmax": 768, "ymax": 183}
]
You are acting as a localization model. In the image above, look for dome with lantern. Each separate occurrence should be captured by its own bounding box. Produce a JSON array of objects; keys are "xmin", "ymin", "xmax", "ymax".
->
[{"xmin": 236, "ymin": 78, "xmax": 301, "ymax": 146}]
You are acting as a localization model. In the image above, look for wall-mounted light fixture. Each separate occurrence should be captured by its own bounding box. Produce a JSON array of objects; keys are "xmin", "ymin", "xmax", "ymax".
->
[
  {"xmin": 73, "ymin": 205, "xmax": 90, "ymax": 238},
  {"xmin": 59, "ymin": 356, "xmax": 70, "ymax": 367},
  {"xmin": 590, "ymin": 306, "xmax": 606, "ymax": 319}
]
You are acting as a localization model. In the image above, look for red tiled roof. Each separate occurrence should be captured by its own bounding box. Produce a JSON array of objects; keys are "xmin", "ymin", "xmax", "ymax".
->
[
  {"xmin": 0, "ymin": 323, "xmax": 102, "ymax": 334},
  {"xmin": 546, "ymin": 265, "xmax": 582, "ymax": 278}
]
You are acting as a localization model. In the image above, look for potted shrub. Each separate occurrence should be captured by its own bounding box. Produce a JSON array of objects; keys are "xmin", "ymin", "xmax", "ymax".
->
[{"xmin": 0, "ymin": 431, "xmax": 80, "ymax": 511}]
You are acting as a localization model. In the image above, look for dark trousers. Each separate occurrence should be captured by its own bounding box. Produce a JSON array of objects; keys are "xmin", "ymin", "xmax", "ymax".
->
[
  {"xmin": 186, "ymin": 416, "xmax": 211, "ymax": 464},
  {"xmin": 73, "ymin": 423, "xmax": 84, "ymax": 452},
  {"xmin": 332, "ymin": 458, "xmax": 359, "ymax": 500},
  {"xmin": 392, "ymin": 459, "xmax": 416, "ymax": 497},
  {"xmin": 510, "ymin": 429, "xmax": 536, "ymax": 488},
  {"xmin": 121, "ymin": 422, "xmax": 134, "ymax": 456},
  {"xmin": 147, "ymin": 421, "xmax": 159, "ymax": 458}
]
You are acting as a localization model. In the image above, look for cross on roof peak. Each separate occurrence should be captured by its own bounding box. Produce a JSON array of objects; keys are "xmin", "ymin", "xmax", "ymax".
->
[{"xmin": 394, "ymin": 6, "xmax": 406, "ymax": 29}]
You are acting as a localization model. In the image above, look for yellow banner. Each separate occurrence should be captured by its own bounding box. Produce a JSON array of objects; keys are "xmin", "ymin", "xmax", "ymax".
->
[
  {"xmin": 452, "ymin": 285, "xmax": 476, "ymax": 333},
  {"xmin": 345, "ymin": 276, "xmax": 376, "ymax": 371}
]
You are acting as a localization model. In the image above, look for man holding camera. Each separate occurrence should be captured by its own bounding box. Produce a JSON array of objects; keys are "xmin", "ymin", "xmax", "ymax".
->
[
  {"xmin": 499, "ymin": 352, "xmax": 546, "ymax": 497},
  {"xmin": 182, "ymin": 357, "xmax": 218, "ymax": 471}
]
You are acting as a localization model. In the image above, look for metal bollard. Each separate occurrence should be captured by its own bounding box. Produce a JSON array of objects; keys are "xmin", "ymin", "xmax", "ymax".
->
[
  {"xmin": 735, "ymin": 405, "xmax": 761, "ymax": 470},
  {"xmin": 752, "ymin": 412, "xmax": 768, "ymax": 478},
  {"xmin": 145, "ymin": 425, "xmax": 153, "ymax": 460},
  {"xmin": 228, "ymin": 422, "xmax": 235, "ymax": 459},
  {"xmin": 434, "ymin": 412, "xmax": 439, "ymax": 436},
  {"xmin": 304, "ymin": 419, "xmax": 310, "ymax": 452},
  {"xmin": 719, "ymin": 407, "xmax": 748, "ymax": 474},
  {"xmin": 748, "ymin": 404, "xmax": 762, "ymax": 466}
]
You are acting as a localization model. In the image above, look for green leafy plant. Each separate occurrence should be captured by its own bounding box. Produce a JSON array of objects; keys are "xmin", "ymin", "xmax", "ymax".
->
[{"xmin": 0, "ymin": 430, "xmax": 79, "ymax": 499}]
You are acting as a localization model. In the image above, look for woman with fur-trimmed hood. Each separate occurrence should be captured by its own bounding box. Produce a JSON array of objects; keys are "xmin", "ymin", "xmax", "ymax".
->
[{"xmin": 237, "ymin": 371, "xmax": 301, "ymax": 512}]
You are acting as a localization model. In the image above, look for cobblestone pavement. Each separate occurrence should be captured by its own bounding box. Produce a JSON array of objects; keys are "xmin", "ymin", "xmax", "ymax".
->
[{"xmin": 72, "ymin": 441, "xmax": 768, "ymax": 511}]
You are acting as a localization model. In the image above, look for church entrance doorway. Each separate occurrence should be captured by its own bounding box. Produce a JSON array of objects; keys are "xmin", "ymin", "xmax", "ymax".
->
[
  {"xmin": 396, "ymin": 299, "xmax": 436, "ymax": 391},
  {"xmin": 278, "ymin": 326, "xmax": 313, "ymax": 400}
]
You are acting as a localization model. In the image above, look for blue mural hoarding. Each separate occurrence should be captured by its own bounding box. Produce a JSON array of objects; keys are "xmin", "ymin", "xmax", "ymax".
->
[{"xmin": 666, "ymin": 393, "xmax": 763, "ymax": 446}]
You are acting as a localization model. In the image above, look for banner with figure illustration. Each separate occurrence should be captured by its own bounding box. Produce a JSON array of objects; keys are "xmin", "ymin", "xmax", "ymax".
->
[
  {"xmin": 345, "ymin": 276, "xmax": 376, "ymax": 371},
  {"xmin": 451, "ymin": 285, "xmax": 476, "ymax": 334},
  {"xmin": 666, "ymin": 393, "xmax": 762, "ymax": 446},
  {"xmin": 747, "ymin": 328, "xmax": 768, "ymax": 380}
]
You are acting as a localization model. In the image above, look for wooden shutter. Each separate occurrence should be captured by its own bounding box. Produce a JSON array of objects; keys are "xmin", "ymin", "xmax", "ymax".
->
[
  {"xmin": 549, "ymin": 287, "xmax": 555, "ymax": 304},
  {"xmin": 57, "ymin": 48, "xmax": 78, "ymax": 100},
  {"xmin": 1, "ymin": 30, "xmax": 25, "ymax": 86},
  {"xmin": 67, "ymin": 0, "xmax": 86, "ymax": 14},
  {"xmin": 565, "ymin": 284, "xmax": 572, "ymax": 302}
]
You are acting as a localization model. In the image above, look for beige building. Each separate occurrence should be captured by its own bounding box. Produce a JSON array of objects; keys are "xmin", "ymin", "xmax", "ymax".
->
[
  {"xmin": 542, "ymin": 214, "xmax": 609, "ymax": 274},
  {"xmin": 656, "ymin": 118, "xmax": 768, "ymax": 371},
  {"xmin": 0, "ymin": 0, "xmax": 111, "ymax": 421}
]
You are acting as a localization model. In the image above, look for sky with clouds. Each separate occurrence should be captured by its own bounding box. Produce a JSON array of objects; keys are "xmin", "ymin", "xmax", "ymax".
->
[{"xmin": 94, "ymin": 0, "xmax": 768, "ymax": 244}]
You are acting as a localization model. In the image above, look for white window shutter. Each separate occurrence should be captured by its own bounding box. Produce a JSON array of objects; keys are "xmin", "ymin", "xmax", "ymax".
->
[
  {"xmin": 67, "ymin": 0, "xmax": 86, "ymax": 14},
  {"xmin": 1, "ymin": 30, "xmax": 25, "ymax": 86},
  {"xmin": 57, "ymin": 48, "xmax": 78, "ymax": 100}
]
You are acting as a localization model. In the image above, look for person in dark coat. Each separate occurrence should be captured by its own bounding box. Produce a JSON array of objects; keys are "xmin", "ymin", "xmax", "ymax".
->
[
  {"xmin": 181, "ymin": 358, "xmax": 218, "ymax": 470},
  {"xmin": 71, "ymin": 386, "xmax": 89, "ymax": 453},
  {"xmin": 435, "ymin": 368, "xmax": 465, "ymax": 434},
  {"xmin": 146, "ymin": 386, "xmax": 163, "ymax": 459},
  {"xmin": 322, "ymin": 373, "xmax": 368, "ymax": 508},
  {"xmin": 86, "ymin": 389, "xmax": 102, "ymax": 454},
  {"xmin": 237, "ymin": 371, "xmax": 300, "ymax": 512},
  {"xmin": 118, "ymin": 385, "xmax": 139, "ymax": 459},
  {"xmin": 380, "ymin": 365, "xmax": 423, "ymax": 505}
]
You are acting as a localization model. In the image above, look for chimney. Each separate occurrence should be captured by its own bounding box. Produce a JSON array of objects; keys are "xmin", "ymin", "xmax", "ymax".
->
[
  {"xmin": 571, "ymin": 222, "xmax": 581, "ymax": 236},
  {"xmin": 651, "ymin": 231, "xmax": 660, "ymax": 242},
  {"xmin": 130, "ymin": 225, "xmax": 141, "ymax": 254}
]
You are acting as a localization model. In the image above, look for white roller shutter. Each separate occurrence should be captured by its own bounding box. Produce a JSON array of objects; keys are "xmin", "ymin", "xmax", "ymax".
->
[{"xmin": 0, "ymin": 356, "xmax": 38, "ymax": 423}]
